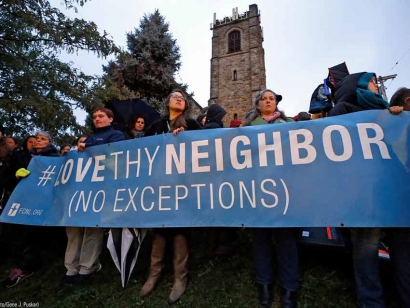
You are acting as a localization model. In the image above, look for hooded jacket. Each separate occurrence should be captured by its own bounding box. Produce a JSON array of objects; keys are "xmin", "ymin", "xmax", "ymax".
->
[
  {"xmin": 329, "ymin": 72, "xmax": 389, "ymax": 116},
  {"xmin": 203, "ymin": 104, "xmax": 227, "ymax": 129},
  {"xmin": 330, "ymin": 72, "xmax": 389, "ymax": 116}
]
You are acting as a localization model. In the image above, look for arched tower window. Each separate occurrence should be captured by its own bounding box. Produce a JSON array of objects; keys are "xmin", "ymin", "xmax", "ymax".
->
[
  {"xmin": 228, "ymin": 30, "xmax": 241, "ymax": 53},
  {"xmin": 233, "ymin": 70, "xmax": 238, "ymax": 81}
]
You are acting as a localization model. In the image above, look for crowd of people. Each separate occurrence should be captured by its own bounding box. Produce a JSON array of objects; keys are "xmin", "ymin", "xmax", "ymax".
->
[{"xmin": 0, "ymin": 76, "xmax": 410, "ymax": 307}]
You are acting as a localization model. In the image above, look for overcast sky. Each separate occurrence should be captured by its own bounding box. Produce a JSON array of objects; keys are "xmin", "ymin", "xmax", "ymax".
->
[{"xmin": 52, "ymin": 0, "xmax": 410, "ymax": 123}]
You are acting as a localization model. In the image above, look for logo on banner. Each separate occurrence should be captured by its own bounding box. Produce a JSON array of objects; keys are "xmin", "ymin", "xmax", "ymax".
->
[{"xmin": 8, "ymin": 203, "xmax": 20, "ymax": 216}]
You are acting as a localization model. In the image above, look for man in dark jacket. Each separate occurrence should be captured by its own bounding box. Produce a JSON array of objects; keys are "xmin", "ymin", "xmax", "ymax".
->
[
  {"xmin": 65, "ymin": 107, "xmax": 124, "ymax": 284},
  {"xmin": 78, "ymin": 107, "xmax": 124, "ymax": 151}
]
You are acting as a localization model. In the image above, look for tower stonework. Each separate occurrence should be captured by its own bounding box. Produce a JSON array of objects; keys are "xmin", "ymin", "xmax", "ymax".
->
[{"xmin": 209, "ymin": 4, "xmax": 266, "ymax": 123}]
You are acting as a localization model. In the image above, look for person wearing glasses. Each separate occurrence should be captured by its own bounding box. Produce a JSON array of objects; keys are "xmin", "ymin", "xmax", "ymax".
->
[
  {"xmin": 328, "ymin": 72, "xmax": 394, "ymax": 307},
  {"xmin": 140, "ymin": 89, "xmax": 201, "ymax": 304},
  {"xmin": 125, "ymin": 114, "xmax": 146, "ymax": 139},
  {"xmin": 329, "ymin": 72, "xmax": 388, "ymax": 116},
  {"xmin": 242, "ymin": 89, "xmax": 299, "ymax": 308}
]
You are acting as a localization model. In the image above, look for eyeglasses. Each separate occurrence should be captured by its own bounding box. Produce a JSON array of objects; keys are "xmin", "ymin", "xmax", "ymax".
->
[
  {"xmin": 171, "ymin": 95, "xmax": 186, "ymax": 101},
  {"xmin": 370, "ymin": 77, "xmax": 378, "ymax": 86},
  {"xmin": 136, "ymin": 121, "xmax": 145, "ymax": 124}
]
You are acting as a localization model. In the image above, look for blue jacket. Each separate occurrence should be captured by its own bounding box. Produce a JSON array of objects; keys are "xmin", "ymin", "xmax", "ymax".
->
[{"xmin": 85, "ymin": 125, "xmax": 125, "ymax": 148}]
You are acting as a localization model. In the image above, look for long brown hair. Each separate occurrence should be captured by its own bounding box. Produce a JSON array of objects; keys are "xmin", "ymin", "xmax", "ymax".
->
[{"xmin": 164, "ymin": 89, "xmax": 190, "ymax": 131}]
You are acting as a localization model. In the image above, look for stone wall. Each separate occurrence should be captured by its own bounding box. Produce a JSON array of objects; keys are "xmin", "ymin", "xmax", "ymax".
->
[{"xmin": 209, "ymin": 4, "xmax": 266, "ymax": 125}]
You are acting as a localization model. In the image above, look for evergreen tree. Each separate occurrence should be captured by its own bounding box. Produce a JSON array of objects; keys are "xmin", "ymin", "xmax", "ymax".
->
[
  {"xmin": 105, "ymin": 10, "xmax": 190, "ymax": 107},
  {"xmin": 0, "ymin": 0, "xmax": 118, "ymax": 144}
]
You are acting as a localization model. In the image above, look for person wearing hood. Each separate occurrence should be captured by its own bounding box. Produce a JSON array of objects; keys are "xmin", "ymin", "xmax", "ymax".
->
[
  {"xmin": 203, "ymin": 104, "xmax": 227, "ymax": 129},
  {"xmin": 329, "ymin": 72, "xmax": 388, "ymax": 116},
  {"xmin": 328, "ymin": 73, "xmax": 397, "ymax": 307},
  {"xmin": 64, "ymin": 107, "xmax": 124, "ymax": 285},
  {"xmin": 243, "ymin": 89, "xmax": 299, "ymax": 308},
  {"xmin": 202, "ymin": 104, "xmax": 237, "ymax": 256}
]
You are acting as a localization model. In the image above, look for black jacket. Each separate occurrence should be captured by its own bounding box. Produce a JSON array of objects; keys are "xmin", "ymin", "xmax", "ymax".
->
[
  {"xmin": 203, "ymin": 122, "xmax": 223, "ymax": 129},
  {"xmin": 29, "ymin": 144, "xmax": 60, "ymax": 157},
  {"xmin": 333, "ymin": 73, "xmax": 365, "ymax": 106},
  {"xmin": 329, "ymin": 73, "xmax": 366, "ymax": 117},
  {"xmin": 205, "ymin": 104, "xmax": 227, "ymax": 128},
  {"xmin": 145, "ymin": 117, "xmax": 201, "ymax": 136}
]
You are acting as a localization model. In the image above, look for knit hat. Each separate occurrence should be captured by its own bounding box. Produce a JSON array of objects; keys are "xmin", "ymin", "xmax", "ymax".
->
[{"xmin": 36, "ymin": 131, "xmax": 53, "ymax": 143}]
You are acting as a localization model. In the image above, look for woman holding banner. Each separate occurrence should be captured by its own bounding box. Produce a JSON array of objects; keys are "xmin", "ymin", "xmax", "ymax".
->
[
  {"xmin": 3, "ymin": 131, "xmax": 60, "ymax": 288},
  {"xmin": 243, "ymin": 89, "xmax": 299, "ymax": 308},
  {"xmin": 139, "ymin": 89, "xmax": 201, "ymax": 304}
]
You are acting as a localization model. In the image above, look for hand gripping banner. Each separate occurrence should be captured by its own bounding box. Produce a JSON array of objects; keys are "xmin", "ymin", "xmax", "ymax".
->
[{"xmin": 1, "ymin": 110, "xmax": 410, "ymax": 228}]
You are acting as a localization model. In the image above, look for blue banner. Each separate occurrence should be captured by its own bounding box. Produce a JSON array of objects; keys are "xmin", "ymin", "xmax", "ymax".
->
[{"xmin": 1, "ymin": 110, "xmax": 410, "ymax": 227}]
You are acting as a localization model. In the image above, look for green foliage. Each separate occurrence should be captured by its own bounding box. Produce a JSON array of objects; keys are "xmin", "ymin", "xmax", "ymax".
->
[
  {"xmin": 0, "ymin": 0, "xmax": 118, "ymax": 144},
  {"xmin": 104, "ymin": 10, "xmax": 190, "ymax": 105}
]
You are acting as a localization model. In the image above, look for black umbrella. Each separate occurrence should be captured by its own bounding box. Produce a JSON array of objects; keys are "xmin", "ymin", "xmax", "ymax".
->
[
  {"xmin": 105, "ymin": 99, "xmax": 161, "ymax": 132},
  {"xmin": 107, "ymin": 228, "xmax": 147, "ymax": 288}
]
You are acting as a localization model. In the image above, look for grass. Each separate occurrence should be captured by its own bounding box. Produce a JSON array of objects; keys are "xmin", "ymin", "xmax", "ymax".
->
[{"xmin": 0, "ymin": 228, "xmax": 402, "ymax": 307}]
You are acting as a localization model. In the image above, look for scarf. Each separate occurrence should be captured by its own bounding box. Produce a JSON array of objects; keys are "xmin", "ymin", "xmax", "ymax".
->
[
  {"xmin": 356, "ymin": 89, "xmax": 389, "ymax": 110},
  {"xmin": 261, "ymin": 111, "xmax": 281, "ymax": 123}
]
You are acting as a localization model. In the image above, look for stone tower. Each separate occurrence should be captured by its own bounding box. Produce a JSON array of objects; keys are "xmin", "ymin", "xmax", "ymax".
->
[{"xmin": 209, "ymin": 4, "xmax": 266, "ymax": 124}]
